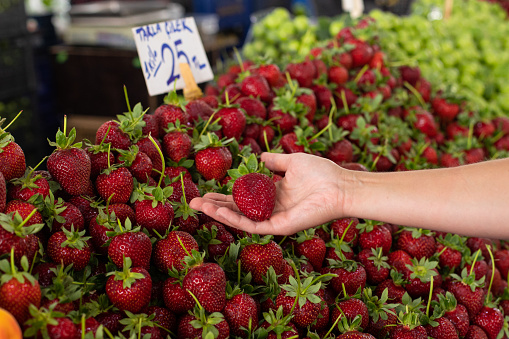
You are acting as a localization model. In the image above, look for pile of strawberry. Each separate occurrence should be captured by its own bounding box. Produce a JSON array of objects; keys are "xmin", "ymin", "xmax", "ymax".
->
[{"xmin": 1, "ymin": 17, "xmax": 509, "ymax": 339}]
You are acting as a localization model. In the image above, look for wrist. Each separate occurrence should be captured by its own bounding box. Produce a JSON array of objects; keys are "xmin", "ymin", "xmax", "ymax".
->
[{"xmin": 338, "ymin": 167, "xmax": 370, "ymax": 220}]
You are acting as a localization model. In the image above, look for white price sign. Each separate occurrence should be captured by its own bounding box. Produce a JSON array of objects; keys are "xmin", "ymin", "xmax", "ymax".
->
[{"xmin": 132, "ymin": 17, "xmax": 214, "ymax": 96}]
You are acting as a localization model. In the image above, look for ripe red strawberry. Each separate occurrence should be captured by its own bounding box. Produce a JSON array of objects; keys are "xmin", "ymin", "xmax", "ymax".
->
[
  {"xmin": 447, "ymin": 268, "xmax": 485, "ymax": 320},
  {"xmin": 432, "ymin": 97, "xmax": 460, "ymax": 122},
  {"xmin": 5, "ymin": 200, "xmax": 43, "ymax": 227},
  {"xmin": 186, "ymin": 99, "xmax": 214, "ymax": 122},
  {"xmin": 221, "ymin": 83, "xmax": 244, "ymax": 103},
  {"xmin": 0, "ymin": 133, "xmax": 26, "ymax": 181},
  {"xmin": 294, "ymin": 229, "xmax": 326, "ymax": 271},
  {"xmin": 473, "ymin": 306, "xmax": 504, "ymax": 339},
  {"xmin": 95, "ymin": 120, "xmax": 131, "ymax": 150},
  {"xmin": 0, "ymin": 254, "xmax": 41, "ymax": 325},
  {"xmin": 237, "ymin": 96, "xmax": 267, "ymax": 120},
  {"xmin": 106, "ymin": 202, "xmax": 135, "ymax": 224},
  {"xmin": 196, "ymin": 221, "xmax": 235, "ymax": 259},
  {"xmin": 279, "ymin": 132, "xmax": 304, "ymax": 154},
  {"xmin": 116, "ymin": 147, "xmax": 153, "ymax": 183},
  {"xmin": 358, "ymin": 247, "xmax": 390, "ymax": 285},
  {"xmin": 223, "ymin": 292, "xmax": 258, "ymax": 337},
  {"xmin": 216, "ymin": 106, "xmax": 247, "ymax": 141},
  {"xmin": 232, "ymin": 172, "xmax": 276, "ymax": 222},
  {"xmin": 239, "ymin": 236, "xmax": 284, "ymax": 285},
  {"xmin": 108, "ymin": 221, "xmax": 152, "ymax": 269},
  {"xmin": 391, "ymin": 323, "xmax": 428, "ymax": 339},
  {"xmin": 399, "ymin": 65, "xmax": 421, "ymax": 86},
  {"xmin": 7, "ymin": 168, "xmax": 50, "ymax": 202},
  {"xmin": 396, "ymin": 228, "xmax": 436, "ymax": 259},
  {"xmin": 328, "ymin": 65, "xmax": 349, "ymax": 86},
  {"xmin": 182, "ymin": 256, "xmax": 227, "ymax": 313},
  {"xmin": 241, "ymin": 74, "xmax": 273, "ymax": 103},
  {"xmin": 437, "ymin": 292, "xmax": 470, "ymax": 337},
  {"xmin": 194, "ymin": 133, "xmax": 233, "ymax": 181},
  {"xmin": 404, "ymin": 257, "xmax": 441, "ymax": 298},
  {"xmin": 331, "ymin": 298, "xmax": 370, "ymax": 330},
  {"xmin": 374, "ymin": 272, "xmax": 407, "ymax": 303},
  {"xmin": 285, "ymin": 60, "xmax": 317, "ymax": 88},
  {"xmin": 339, "ymin": 331, "xmax": 376, "ymax": 338},
  {"xmin": 154, "ymin": 103, "xmax": 190, "ymax": 136},
  {"xmin": 153, "ymin": 230, "xmax": 198, "ymax": 272},
  {"xmin": 51, "ymin": 201, "xmax": 85, "ymax": 232},
  {"xmin": 413, "ymin": 109, "xmax": 439, "ymax": 138},
  {"xmin": 177, "ymin": 309, "xmax": 230, "ymax": 339},
  {"xmin": 325, "ymin": 258, "xmax": 367, "ymax": 297},
  {"xmin": 132, "ymin": 185, "xmax": 174, "ymax": 236},
  {"xmin": 330, "ymin": 217, "xmax": 360, "ymax": 246},
  {"xmin": 424, "ymin": 316, "xmax": 459, "ymax": 339},
  {"xmin": 358, "ymin": 221, "xmax": 392, "ymax": 254},
  {"xmin": 276, "ymin": 288, "xmax": 321, "ymax": 328},
  {"xmin": 163, "ymin": 276, "xmax": 194, "ymax": 314},
  {"xmin": 106, "ymin": 257, "xmax": 152, "ymax": 313},
  {"xmin": 136, "ymin": 136, "xmax": 163, "ymax": 178},
  {"xmin": 466, "ymin": 325, "xmax": 489, "ymax": 339},
  {"xmin": 162, "ymin": 129, "xmax": 193, "ymax": 164},
  {"xmin": 85, "ymin": 139, "xmax": 116, "ymax": 180},
  {"xmin": 312, "ymin": 84, "xmax": 334, "ymax": 112},
  {"xmin": 349, "ymin": 40, "xmax": 374, "ymax": 68},
  {"xmin": 297, "ymin": 90, "xmax": 317, "ymax": 122},
  {"xmin": 474, "ymin": 121, "xmax": 496, "ymax": 139},
  {"xmin": 46, "ymin": 226, "xmax": 91, "ymax": 271},
  {"xmin": 47, "ymin": 127, "xmax": 91, "ymax": 196},
  {"xmin": 147, "ymin": 305, "xmax": 177, "ymax": 333},
  {"xmin": 255, "ymin": 63, "xmax": 285, "ymax": 88},
  {"xmin": 96, "ymin": 166, "xmax": 133, "ymax": 204},
  {"xmin": 88, "ymin": 208, "xmax": 115, "ymax": 256}
]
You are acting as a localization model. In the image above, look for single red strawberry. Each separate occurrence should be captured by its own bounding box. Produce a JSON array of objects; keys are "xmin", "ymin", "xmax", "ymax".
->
[
  {"xmin": 196, "ymin": 221, "xmax": 235, "ymax": 259},
  {"xmin": 131, "ymin": 183, "xmax": 174, "ymax": 236},
  {"xmin": 95, "ymin": 120, "xmax": 131, "ymax": 150},
  {"xmin": 0, "ymin": 130, "xmax": 26, "ymax": 181},
  {"xmin": 285, "ymin": 61, "xmax": 317, "ymax": 88},
  {"xmin": 436, "ymin": 233, "xmax": 464, "ymax": 270},
  {"xmin": 232, "ymin": 172, "xmax": 276, "ymax": 222},
  {"xmin": 51, "ymin": 201, "xmax": 85, "ymax": 233},
  {"xmin": 185, "ymin": 99, "xmax": 214, "ymax": 122},
  {"xmin": 325, "ymin": 257, "xmax": 367, "ymax": 297},
  {"xmin": 5, "ymin": 200, "xmax": 43, "ymax": 227},
  {"xmin": 432, "ymin": 97, "xmax": 460, "ymax": 122},
  {"xmin": 448, "ymin": 268, "xmax": 486, "ymax": 320},
  {"xmin": 254, "ymin": 63, "xmax": 284, "ymax": 88},
  {"xmin": 163, "ymin": 276, "xmax": 194, "ymax": 315},
  {"xmin": 436, "ymin": 292, "xmax": 470, "ymax": 337},
  {"xmin": 46, "ymin": 226, "xmax": 91, "ymax": 271},
  {"xmin": 223, "ymin": 291, "xmax": 258, "ymax": 337},
  {"xmin": 312, "ymin": 84, "xmax": 334, "ymax": 113},
  {"xmin": 194, "ymin": 133, "xmax": 233, "ymax": 181},
  {"xmin": 374, "ymin": 271, "xmax": 407, "ymax": 303},
  {"xmin": 25, "ymin": 306, "xmax": 79, "ymax": 339},
  {"xmin": 106, "ymin": 202, "xmax": 135, "ymax": 224},
  {"xmin": 473, "ymin": 306, "xmax": 504, "ymax": 339},
  {"xmin": 216, "ymin": 106, "xmax": 247, "ymax": 141},
  {"xmin": 116, "ymin": 146, "xmax": 153, "ymax": 183},
  {"xmin": 241, "ymin": 74, "xmax": 273, "ymax": 103},
  {"xmin": 136, "ymin": 136, "xmax": 163, "ymax": 178},
  {"xmin": 147, "ymin": 305, "xmax": 177, "ymax": 334},
  {"xmin": 182, "ymin": 251, "xmax": 227, "ymax": 313},
  {"xmin": 404, "ymin": 257, "xmax": 441, "ymax": 299},
  {"xmin": 328, "ymin": 65, "xmax": 349, "ymax": 86},
  {"xmin": 154, "ymin": 102, "xmax": 190, "ymax": 137},
  {"xmin": 0, "ymin": 253, "xmax": 41, "ymax": 325},
  {"xmin": 7, "ymin": 166, "xmax": 50, "ymax": 202},
  {"xmin": 107, "ymin": 219, "xmax": 152, "ymax": 269},
  {"xmin": 237, "ymin": 96, "xmax": 267, "ymax": 120},
  {"xmin": 465, "ymin": 325, "xmax": 489, "ymax": 339},
  {"xmin": 297, "ymin": 89, "xmax": 317, "ymax": 122},
  {"xmin": 96, "ymin": 166, "xmax": 133, "ymax": 204},
  {"xmin": 357, "ymin": 220, "xmax": 392, "ymax": 254},
  {"xmin": 331, "ymin": 298, "xmax": 370, "ymax": 330},
  {"xmin": 177, "ymin": 307, "xmax": 230, "ymax": 339},
  {"xmin": 294, "ymin": 229, "xmax": 326, "ymax": 271},
  {"xmin": 330, "ymin": 217, "xmax": 360, "ymax": 246},
  {"xmin": 349, "ymin": 40, "xmax": 374, "ymax": 68},
  {"xmin": 153, "ymin": 230, "xmax": 198, "ymax": 272},
  {"xmin": 396, "ymin": 228, "xmax": 436, "ymax": 259},
  {"xmin": 399, "ymin": 65, "xmax": 421, "ymax": 86},
  {"xmin": 85, "ymin": 138, "xmax": 116, "ymax": 180},
  {"xmin": 162, "ymin": 122, "xmax": 193, "ymax": 163},
  {"xmin": 424, "ymin": 316, "xmax": 459, "ymax": 339},
  {"xmin": 221, "ymin": 83, "xmax": 244, "ymax": 103},
  {"xmin": 358, "ymin": 247, "xmax": 391, "ymax": 285},
  {"xmin": 47, "ymin": 127, "xmax": 91, "ymax": 196},
  {"xmin": 88, "ymin": 208, "xmax": 116, "ymax": 256},
  {"xmin": 239, "ymin": 235, "xmax": 284, "ymax": 285}
]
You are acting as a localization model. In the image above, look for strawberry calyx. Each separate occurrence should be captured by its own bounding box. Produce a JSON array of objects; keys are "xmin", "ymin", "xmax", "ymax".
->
[
  {"xmin": 187, "ymin": 290, "xmax": 227, "ymax": 339},
  {"xmin": 116, "ymin": 145, "xmax": 140, "ymax": 168},
  {"xmin": 119, "ymin": 311, "xmax": 160, "ymax": 337},
  {"xmin": 42, "ymin": 264, "xmax": 81, "ymax": 305},
  {"xmin": 131, "ymin": 181, "xmax": 173, "ymax": 208},
  {"xmin": 47, "ymin": 126, "xmax": 82, "ymax": 151},
  {"xmin": 106, "ymin": 256, "xmax": 146, "ymax": 289},
  {"xmin": 118, "ymin": 90, "xmax": 150, "ymax": 142},
  {"xmin": 336, "ymin": 314, "xmax": 364, "ymax": 334},
  {"xmin": 367, "ymin": 247, "xmax": 391, "ymax": 271},
  {"xmin": 356, "ymin": 219, "xmax": 382, "ymax": 234},
  {"xmin": 0, "ymin": 209, "xmax": 44, "ymax": 237},
  {"xmin": 24, "ymin": 302, "xmax": 66, "ymax": 338},
  {"xmin": 434, "ymin": 291, "xmax": 459, "ymax": 313},
  {"xmin": 254, "ymin": 306, "xmax": 295, "ymax": 337},
  {"xmin": 362, "ymin": 287, "xmax": 398, "ymax": 324},
  {"xmin": 40, "ymin": 190, "xmax": 67, "ymax": 229},
  {"xmin": 0, "ymin": 248, "xmax": 37, "ymax": 286},
  {"xmin": 193, "ymin": 132, "xmax": 234, "ymax": 152},
  {"xmin": 9, "ymin": 157, "xmax": 48, "ymax": 191},
  {"xmin": 405, "ymin": 257, "xmax": 439, "ymax": 283},
  {"xmin": 60, "ymin": 225, "xmax": 91, "ymax": 250},
  {"xmin": 226, "ymin": 153, "xmax": 271, "ymax": 191},
  {"xmin": 450, "ymin": 267, "xmax": 486, "ymax": 292},
  {"xmin": 105, "ymin": 218, "xmax": 143, "ymax": 244}
]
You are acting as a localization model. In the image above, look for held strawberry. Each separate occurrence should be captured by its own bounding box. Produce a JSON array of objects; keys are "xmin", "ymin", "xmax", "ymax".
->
[
  {"xmin": 47, "ymin": 126, "xmax": 91, "ymax": 196},
  {"xmin": 232, "ymin": 172, "xmax": 276, "ymax": 222}
]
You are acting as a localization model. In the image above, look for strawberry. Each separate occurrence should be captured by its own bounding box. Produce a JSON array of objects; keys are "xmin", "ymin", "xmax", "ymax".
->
[
  {"xmin": 196, "ymin": 221, "xmax": 235, "ymax": 259},
  {"xmin": 96, "ymin": 166, "xmax": 133, "ymax": 204},
  {"xmin": 447, "ymin": 268, "xmax": 486, "ymax": 320},
  {"xmin": 142, "ymin": 112, "xmax": 159, "ymax": 138},
  {"xmin": 186, "ymin": 99, "xmax": 214, "ymax": 122},
  {"xmin": 106, "ymin": 257, "xmax": 152, "ymax": 313},
  {"xmin": 436, "ymin": 233, "xmax": 464, "ymax": 270},
  {"xmin": 255, "ymin": 63, "xmax": 285, "ymax": 88},
  {"xmin": 331, "ymin": 298, "xmax": 370, "ymax": 330},
  {"xmin": 154, "ymin": 101, "xmax": 190, "ymax": 137},
  {"xmin": 131, "ymin": 183, "xmax": 174, "ymax": 236},
  {"xmin": 51, "ymin": 201, "xmax": 85, "ymax": 232},
  {"xmin": 432, "ymin": 97, "xmax": 460, "ymax": 122},
  {"xmin": 339, "ymin": 331, "xmax": 376, "ymax": 338},
  {"xmin": 116, "ymin": 146, "xmax": 153, "ymax": 183},
  {"xmin": 5, "ymin": 200, "xmax": 43, "ymax": 227},
  {"xmin": 95, "ymin": 120, "xmax": 131, "ymax": 150},
  {"xmin": 136, "ymin": 136, "xmax": 163, "ymax": 178},
  {"xmin": 216, "ymin": 105, "xmax": 247, "ymax": 141},
  {"xmin": 46, "ymin": 226, "xmax": 91, "ymax": 271},
  {"xmin": 107, "ymin": 202, "xmax": 135, "ymax": 224},
  {"xmin": 436, "ymin": 292, "xmax": 470, "ymax": 337},
  {"xmin": 396, "ymin": 228, "xmax": 436, "ymax": 259},
  {"xmin": 237, "ymin": 96, "xmax": 267, "ymax": 120},
  {"xmin": 47, "ymin": 127, "xmax": 91, "ymax": 196},
  {"xmin": 221, "ymin": 83, "xmax": 244, "ymax": 103},
  {"xmin": 312, "ymin": 84, "xmax": 334, "ymax": 112},
  {"xmin": 217, "ymin": 72, "xmax": 237, "ymax": 88},
  {"xmin": 294, "ymin": 229, "xmax": 326, "ymax": 271},
  {"xmin": 239, "ymin": 235, "xmax": 284, "ymax": 285},
  {"xmin": 473, "ymin": 306, "xmax": 504, "ymax": 339},
  {"xmin": 107, "ymin": 219, "xmax": 152, "ymax": 269},
  {"xmin": 328, "ymin": 65, "xmax": 349, "ymax": 86},
  {"xmin": 358, "ymin": 247, "xmax": 391, "ymax": 285},
  {"xmin": 363, "ymin": 287, "xmax": 398, "ymax": 338},
  {"xmin": 399, "ymin": 65, "xmax": 421, "ymax": 86},
  {"xmin": 88, "ymin": 208, "xmax": 116, "ymax": 256},
  {"xmin": 194, "ymin": 133, "xmax": 233, "ymax": 181},
  {"xmin": 147, "ymin": 305, "xmax": 177, "ymax": 333},
  {"xmin": 404, "ymin": 257, "xmax": 441, "ymax": 298},
  {"xmin": 7, "ymin": 167, "xmax": 50, "ymax": 202},
  {"xmin": 357, "ymin": 220, "xmax": 392, "ymax": 254},
  {"xmin": 330, "ymin": 217, "xmax": 360, "ymax": 246},
  {"xmin": 275, "ymin": 276, "xmax": 323, "ymax": 328},
  {"xmin": 25, "ymin": 305, "xmax": 79, "ymax": 339},
  {"xmin": 241, "ymin": 74, "xmax": 273, "ymax": 103},
  {"xmin": 297, "ymin": 89, "xmax": 317, "ymax": 122},
  {"xmin": 177, "ymin": 307, "xmax": 230, "ymax": 339},
  {"xmin": 163, "ymin": 276, "xmax": 194, "ymax": 314},
  {"xmin": 325, "ymin": 257, "xmax": 367, "ymax": 297},
  {"xmin": 153, "ymin": 230, "xmax": 198, "ymax": 272},
  {"xmin": 285, "ymin": 60, "xmax": 317, "ymax": 88},
  {"xmin": 494, "ymin": 249, "xmax": 509, "ymax": 279},
  {"xmin": 85, "ymin": 137, "xmax": 116, "ymax": 180},
  {"xmin": 182, "ymin": 251, "xmax": 227, "ymax": 313},
  {"xmin": 465, "ymin": 325, "xmax": 489, "ymax": 339},
  {"xmin": 0, "ymin": 131, "xmax": 26, "ymax": 181},
  {"xmin": 349, "ymin": 40, "xmax": 374, "ymax": 68},
  {"xmin": 223, "ymin": 291, "xmax": 258, "ymax": 337},
  {"xmin": 232, "ymin": 172, "xmax": 276, "ymax": 222},
  {"xmin": 374, "ymin": 271, "xmax": 407, "ymax": 303},
  {"xmin": 425, "ymin": 316, "xmax": 459, "ymax": 339},
  {"xmin": 162, "ymin": 122, "xmax": 193, "ymax": 163}
]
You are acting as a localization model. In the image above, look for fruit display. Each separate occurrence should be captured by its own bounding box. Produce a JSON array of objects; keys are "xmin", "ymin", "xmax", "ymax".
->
[
  {"xmin": 2, "ymin": 22, "xmax": 509, "ymax": 339},
  {"xmin": 243, "ymin": 0, "xmax": 509, "ymax": 117}
]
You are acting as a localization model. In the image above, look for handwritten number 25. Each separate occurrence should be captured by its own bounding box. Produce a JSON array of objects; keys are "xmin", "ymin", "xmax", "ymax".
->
[{"xmin": 161, "ymin": 40, "xmax": 190, "ymax": 86}]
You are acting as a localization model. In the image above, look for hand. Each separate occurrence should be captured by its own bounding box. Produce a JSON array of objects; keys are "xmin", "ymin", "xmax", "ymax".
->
[{"xmin": 189, "ymin": 152, "xmax": 349, "ymax": 235}]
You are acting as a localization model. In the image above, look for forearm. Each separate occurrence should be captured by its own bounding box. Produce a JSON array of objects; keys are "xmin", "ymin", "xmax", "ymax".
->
[{"xmin": 343, "ymin": 158, "xmax": 509, "ymax": 239}]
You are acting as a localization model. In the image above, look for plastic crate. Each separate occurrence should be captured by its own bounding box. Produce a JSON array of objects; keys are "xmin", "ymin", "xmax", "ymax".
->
[
  {"xmin": 0, "ymin": 0, "xmax": 28, "ymax": 39},
  {"xmin": 0, "ymin": 35, "xmax": 35, "ymax": 100}
]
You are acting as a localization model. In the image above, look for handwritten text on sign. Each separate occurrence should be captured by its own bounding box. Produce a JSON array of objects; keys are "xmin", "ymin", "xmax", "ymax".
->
[{"xmin": 132, "ymin": 17, "xmax": 213, "ymax": 96}]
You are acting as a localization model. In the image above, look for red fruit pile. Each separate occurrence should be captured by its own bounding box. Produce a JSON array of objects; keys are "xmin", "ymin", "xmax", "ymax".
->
[{"xmin": 0, "ymin": 22, "xmax": 508, "ymax": 338}]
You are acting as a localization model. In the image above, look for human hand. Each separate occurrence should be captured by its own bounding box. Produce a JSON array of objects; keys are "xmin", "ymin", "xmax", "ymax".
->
[{"xmin": 189, "ymin": 152, "xmax": 349, "ymax": 235}]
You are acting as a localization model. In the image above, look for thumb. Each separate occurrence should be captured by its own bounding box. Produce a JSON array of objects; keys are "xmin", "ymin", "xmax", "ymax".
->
[{"xmin": 260, "ymin": 152, "xmax": 292, "ymax": 173}]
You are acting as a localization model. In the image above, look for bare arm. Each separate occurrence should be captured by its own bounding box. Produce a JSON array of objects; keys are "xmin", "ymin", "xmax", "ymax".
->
[{"xmin": 190, "ymin": 152, "xmax": 509, "ymax": 238}]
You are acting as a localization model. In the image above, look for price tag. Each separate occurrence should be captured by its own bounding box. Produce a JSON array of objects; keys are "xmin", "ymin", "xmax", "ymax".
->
[{"xmin": 132, "ymin": 17, "xmax": 214, "ymax": 96}]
